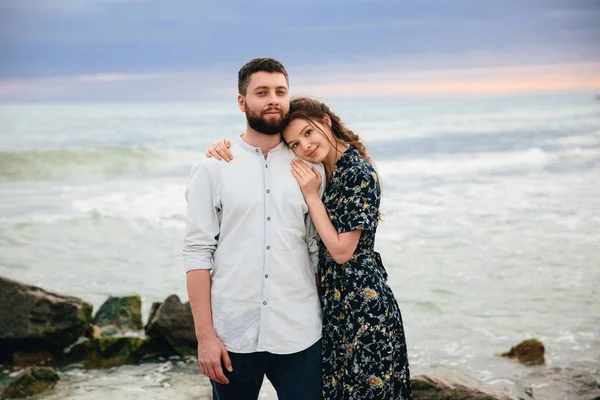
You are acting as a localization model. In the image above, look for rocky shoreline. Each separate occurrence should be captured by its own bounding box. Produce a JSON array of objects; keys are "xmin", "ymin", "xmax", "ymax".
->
[{"xmin": 1, "ymin": 276, "xmax": 598, "ymax": 399}]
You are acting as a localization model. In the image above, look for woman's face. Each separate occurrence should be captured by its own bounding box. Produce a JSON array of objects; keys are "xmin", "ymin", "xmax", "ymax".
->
[{"xmin": 283, "ymin": 117, "xmax": 333, "ymax": 163}]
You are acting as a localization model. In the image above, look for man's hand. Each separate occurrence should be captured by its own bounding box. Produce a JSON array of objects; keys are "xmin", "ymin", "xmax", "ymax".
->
[{"xmin": 197, "ymin": 333, "xmax": 233, "ymax": 384}]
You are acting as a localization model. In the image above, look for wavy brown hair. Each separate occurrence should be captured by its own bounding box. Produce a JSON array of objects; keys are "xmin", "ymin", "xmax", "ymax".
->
[
  {"xmin": 284, "ymin": 97, "xmax": 383, "ymax": 219},
  {"xmin": 284, "ymin": 97, "xmax": 372, "ymax": 163}
]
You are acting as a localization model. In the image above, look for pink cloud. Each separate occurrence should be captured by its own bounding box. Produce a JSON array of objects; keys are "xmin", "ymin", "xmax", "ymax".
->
[
  {"xmin": 294, "ymin": 63, "xmax": 600, "ymax": 97},
  {"xmin": 1, "ymin": 62, "xmax": 598, "ymax": 101},
  {"xmin": 75, "ymin": 73, "xmax": 174, "ymax": 83}
]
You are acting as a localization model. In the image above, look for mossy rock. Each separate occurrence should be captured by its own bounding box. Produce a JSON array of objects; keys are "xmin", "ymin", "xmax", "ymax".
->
[
  {"xmin": 2, "ymin": 366, "xmax": 59, "ymax": 399},
  {"xmin": 0, "ymin": 277, "xmax": 93, "ymax": 356},
  {"xmin": 66, "ymin": 337, "xmax": 151, "ymax": 368},
  {"xmin": 501, "ymin": 339, "xmax": 545, "ymax": 365},
  {"xmin": 12, "ymin": 351, "xmax": 54, "ymax": 367},
  {"xmin": 92, "ymin": 296, "xmax": 143, "ymax": 334},
  {"xmin": 411, "ymin": 374, "xmax": 510, "ymax": 400}
]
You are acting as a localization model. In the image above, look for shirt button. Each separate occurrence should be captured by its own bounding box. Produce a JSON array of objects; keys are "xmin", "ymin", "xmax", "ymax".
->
[
  {"xmin": 266, "ymin": 189, "xmax": 270, "ymax": 194},
  {"xmin": 255, "ymin": 149, "xmax": 260, "ymax": 153},
  {"xmin": 265, "ymin": 164, "xmax": 269, "ymax": 168},
  {"xmin": 265, "ymin": 274, "xmax": 269, "ymax": 278},
  {"xmin": 266, "ymin": 246, "xmax": 270, "ymax": 250},
  {"xmin": 263, "ymin": 301, "xmax": 267, "ymax": 305},
  {"xmin": 267, "ymin": 217, "xmax": 271, "ymax": 221}
]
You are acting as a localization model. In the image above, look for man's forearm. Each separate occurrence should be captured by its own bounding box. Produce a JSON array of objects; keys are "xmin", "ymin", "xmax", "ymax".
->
[{"xmin": 186, "ymin": 269, "xmax": 215, "ymax": 339}]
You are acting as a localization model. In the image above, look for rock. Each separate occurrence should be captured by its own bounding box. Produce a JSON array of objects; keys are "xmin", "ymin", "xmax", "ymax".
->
[
  {"xmin": 515, "ymin": 366, "xmax": 600, "ymax": 400},
  {"xmin": 411, "ymin": 374, "xmax": 510, "ymax": 400},
  {"xmin": 66, "ymin": 337, "xmax": 152, "ymax": 368},
  {"xmin": 12, "ymin": 351, "xmax": 54, "ymax": 367},
  {"xmin": 1, "ymin": 366, "xmax": 59, "ymax": 399},
  {"xmin": 88, "ymin": 324, "xmax": 103, "ymax": 339},
  {"xmin": 501, "ymin": 339, "xmax": 545, "ymax": 365},
  {"xmin": 145, "ymin": 302, "xmax": 162, "ymax": 330},
  {"xmin": 0, "ymin": 276, "xmax": 93, "ymax": 362},
  {"xmin": 92, "ymin": 296, "xmax": 143, "ymax": 335},
  {"xmin": 145, "ymin": 295, "xmax": 197, "ymax": 356}
]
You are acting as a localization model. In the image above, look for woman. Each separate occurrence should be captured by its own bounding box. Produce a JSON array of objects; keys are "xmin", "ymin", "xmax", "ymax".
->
[{"xmin": 207, "ymin": 97, "xmax": 412, "ymax": 399}]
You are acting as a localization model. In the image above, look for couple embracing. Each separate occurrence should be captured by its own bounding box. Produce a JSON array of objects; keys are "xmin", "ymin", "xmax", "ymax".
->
[{"xmin": 183, "ymin": 58, "xmax": 412, "ymax": 400}]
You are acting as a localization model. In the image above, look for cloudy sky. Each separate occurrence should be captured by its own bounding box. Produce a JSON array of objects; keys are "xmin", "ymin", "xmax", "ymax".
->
[{"xmin": 0, "ymin": 0, "xmax": 599, "ymax": 101}]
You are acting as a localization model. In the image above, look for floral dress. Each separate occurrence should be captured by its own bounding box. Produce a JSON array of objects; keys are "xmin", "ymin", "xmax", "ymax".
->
[{"xmin": 319, "ymin": 146, "xmax": 412, "ymax": 400}]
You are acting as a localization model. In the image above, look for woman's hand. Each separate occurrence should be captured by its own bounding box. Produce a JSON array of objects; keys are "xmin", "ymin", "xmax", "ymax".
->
[
  {"xmin": 291, "ymin": 160, "xmax": 321, "ymax": 200},
  {"xmin": 205, "ymin": 138, "xmax": 232, "ymax": 161}
]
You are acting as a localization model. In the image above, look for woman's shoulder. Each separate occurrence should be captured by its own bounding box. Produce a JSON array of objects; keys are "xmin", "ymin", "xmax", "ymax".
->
[{"xmin": 340, "ymin": 151, "xmax": 378, "ymax": 184}]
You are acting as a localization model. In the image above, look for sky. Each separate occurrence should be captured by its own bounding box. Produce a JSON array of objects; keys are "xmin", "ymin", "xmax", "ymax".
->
[{"xmin": 0, "ymin": 0, "xmax": 599, "ymax": 101}]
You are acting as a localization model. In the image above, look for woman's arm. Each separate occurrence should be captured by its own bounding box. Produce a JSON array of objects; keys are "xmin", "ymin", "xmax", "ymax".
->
[
  {"xmin": 291, "ymin": 160, "xmax": 361, "ymax": 264},
  {"xmin": 205, "ymin": 138, "xmax": 233, "ymax": 161}
]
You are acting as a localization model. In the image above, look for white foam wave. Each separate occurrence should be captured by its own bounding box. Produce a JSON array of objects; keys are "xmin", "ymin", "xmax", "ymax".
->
[
  {"xmin": 71, "ymin": 182, "xmax": 187, "ymax": 228},
  {"xmin": 0, "ymin": 179, "xmax": 188, "ymax": 229},
  {"xmin": 376, "ymin": 147, "xmax": 600, "ymax": 178}
]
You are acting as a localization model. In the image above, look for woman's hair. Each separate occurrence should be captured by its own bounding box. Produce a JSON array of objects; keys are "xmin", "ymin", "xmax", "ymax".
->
[
  {"xmin": 286, "ymin": 97, "xmax": 383, "ymax": 220},
  {"xmin": 284, "ymin": 97, "xmax": 371, "ymax": 162}
]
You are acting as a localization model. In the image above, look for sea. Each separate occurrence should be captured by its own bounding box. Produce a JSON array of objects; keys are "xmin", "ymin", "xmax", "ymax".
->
[{"xmin": 0, "ymin": 94, "xmax": 599, "ymax": 399}]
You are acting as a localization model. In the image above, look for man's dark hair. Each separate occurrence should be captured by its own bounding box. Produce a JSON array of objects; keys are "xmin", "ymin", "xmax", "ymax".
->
[{"xmin": 238, "ymin": 58, "xmax": 289, "ymax": 95}]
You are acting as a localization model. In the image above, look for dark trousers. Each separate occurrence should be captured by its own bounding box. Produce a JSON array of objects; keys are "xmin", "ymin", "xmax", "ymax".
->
[{"xmin": 211, "ymin": 339, "xmax": 321, "ymax": 400}]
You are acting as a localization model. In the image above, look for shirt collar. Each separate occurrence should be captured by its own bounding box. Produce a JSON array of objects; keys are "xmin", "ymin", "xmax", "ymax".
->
[{"xmin": 235, "ymin": 134, "xmax": 286, "ymax": 154}]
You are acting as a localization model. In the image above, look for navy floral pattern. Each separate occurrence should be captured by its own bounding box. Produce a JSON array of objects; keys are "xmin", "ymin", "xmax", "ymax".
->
[{"xmin": 320, "ymin": 146, "xmax": 412, "ymax": 399}]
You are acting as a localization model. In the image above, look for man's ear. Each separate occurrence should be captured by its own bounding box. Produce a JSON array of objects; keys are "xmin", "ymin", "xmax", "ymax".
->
[{"xmin": 238, "ymin": 94, "xmax": 245, "ymax": 113}]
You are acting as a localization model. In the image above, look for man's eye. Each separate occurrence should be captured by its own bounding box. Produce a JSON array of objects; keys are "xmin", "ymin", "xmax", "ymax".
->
[{"xmin": 257, "ymin": 92, "xmax": 265, "ymax": 95}]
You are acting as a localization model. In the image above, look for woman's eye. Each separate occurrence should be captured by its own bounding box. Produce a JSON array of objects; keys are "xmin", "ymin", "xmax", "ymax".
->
[
  {"xmin": 291, "ymin": 143, "xmax": 297, "ymax": 149},
  {"xmin": 305, "ymin": 130, "xmax": 312, "ymax": 137}
]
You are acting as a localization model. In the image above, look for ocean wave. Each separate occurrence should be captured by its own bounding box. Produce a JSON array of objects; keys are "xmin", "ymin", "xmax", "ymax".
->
[
  {"xmin": 0, "ymin": 146, "xmax": 170, "ymax": 181},
  {"xmin": 0, "ymin": 180, "xmax": 188, "ymax": 229},
  {"xmin": 376, "ymin": 147, "xmax": 600, "ymax": 179}
]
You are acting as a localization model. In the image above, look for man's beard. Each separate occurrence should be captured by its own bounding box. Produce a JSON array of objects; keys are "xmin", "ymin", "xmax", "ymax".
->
[{"xmin": 246, "ymin": 107, "xmax": 287, "ymax": 136}]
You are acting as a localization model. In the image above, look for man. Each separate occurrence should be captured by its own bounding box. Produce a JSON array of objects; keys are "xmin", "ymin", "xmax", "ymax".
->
[{"xmin": 183, "ymin": 58, "xmax": 325, "ymax": 400}]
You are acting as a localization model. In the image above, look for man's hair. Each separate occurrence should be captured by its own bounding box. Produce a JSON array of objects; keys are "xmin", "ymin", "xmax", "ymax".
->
[{"xmin": 238, "ymin": 58, "xmax": 289, "ymax": 96}]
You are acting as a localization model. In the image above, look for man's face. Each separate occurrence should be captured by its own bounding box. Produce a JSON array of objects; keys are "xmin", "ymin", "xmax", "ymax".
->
[{"xmin": 239, "ymin": 72, "xmax": 290, "ymax": 135}]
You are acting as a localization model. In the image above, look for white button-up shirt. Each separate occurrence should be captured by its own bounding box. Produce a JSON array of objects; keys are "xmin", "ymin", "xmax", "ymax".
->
[{"xmin": 183, "ymin": 137, "xmax": 325, "ymax": 354}]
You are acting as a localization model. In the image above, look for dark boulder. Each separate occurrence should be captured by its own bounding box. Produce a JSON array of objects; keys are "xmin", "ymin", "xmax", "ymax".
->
[
  {"xmin": 1, "ymin": 366, "xmax": 59, "ymax": 399},
  {"xmin": 0, "ymin": 276, "xmax": 92, "ymax": 362},
  {"xmin": 145, "ymin": 295, "xmax": 197, "ymax": 356}
]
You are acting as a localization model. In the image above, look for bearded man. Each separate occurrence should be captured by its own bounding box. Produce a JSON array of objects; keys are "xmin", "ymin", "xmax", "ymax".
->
[{"xmin": 183, "ymin": 58, "xmax": 325, "ymax": 400}]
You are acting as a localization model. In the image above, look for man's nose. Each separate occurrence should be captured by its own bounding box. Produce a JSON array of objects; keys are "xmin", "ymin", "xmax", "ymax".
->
[{"xmin": 267, "ymin": 91, "xmax": 279, "ymax": 105}]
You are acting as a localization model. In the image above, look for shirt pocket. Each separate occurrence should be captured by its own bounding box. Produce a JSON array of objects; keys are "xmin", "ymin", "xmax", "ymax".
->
[{"xmin": 282, "ymin": 188, "xmax": 308, "ymax": 230}]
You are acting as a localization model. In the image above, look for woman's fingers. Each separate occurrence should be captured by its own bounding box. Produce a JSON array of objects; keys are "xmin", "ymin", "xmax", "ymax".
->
[
  {"xmin": 292, "ymin": 160, "xmax": 313, "ymax": 178},
  {"xmin": 207, "ymin": 146, "xmax": 222, "ymax": 160},
  {"xmin": 214, "ymin": 144, "xmax": 232, "ymax": 162},
  {"xmin": 291, "ymin": 162, "xmax": 305, "ymax": 178},
  {"xmin": 311, "ymin": 167, "xmax": 322, "ymax": 184},
  {"xmin": 205, "ymin": 138, "xmax": 233, "ymax": 161},
  {"xmin": 291, "ymin": 167, "xmax": 303, "ymax": 184}
]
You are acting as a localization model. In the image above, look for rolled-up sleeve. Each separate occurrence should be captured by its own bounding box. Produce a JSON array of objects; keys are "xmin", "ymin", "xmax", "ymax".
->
[
  {"xmin": 306, "ymin": 164, "xmax": 326, "ymax": 274},
  {"xmin": 182, "ymin": 162, "xmax": 220, "ymax": 272}
]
